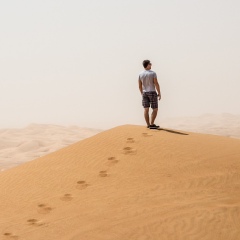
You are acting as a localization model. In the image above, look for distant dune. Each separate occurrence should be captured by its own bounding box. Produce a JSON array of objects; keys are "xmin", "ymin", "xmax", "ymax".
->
[
  {"xmin": 161, "ymin": 113, "xmax": 240, "ymax": 139},
  {"xmin": 0, "ymin": 125, "xmax": 240, "ymax": 239},
  {"xmin": 0, "ymin": 124, "xmax": 102, "ymax": 172}
]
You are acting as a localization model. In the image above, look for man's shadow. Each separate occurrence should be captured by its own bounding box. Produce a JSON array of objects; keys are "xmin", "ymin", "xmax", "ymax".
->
[{"xmin": 157, "ymin": 128, "xmax": 189, "ymax": 135}]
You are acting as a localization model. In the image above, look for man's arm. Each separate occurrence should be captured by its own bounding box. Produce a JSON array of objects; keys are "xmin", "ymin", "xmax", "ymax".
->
[
  {"xmin": 138, "ymin": 79, "xmax": 143, "ymax": 95},
  {"xmin": 153, "ymin": 77, "xmax": 161, "ymax": 100}
]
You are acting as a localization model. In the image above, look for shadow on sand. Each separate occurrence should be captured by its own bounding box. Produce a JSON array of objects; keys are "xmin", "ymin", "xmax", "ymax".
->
[{"xmin": 157, "ymin": 128, "xmax": 189, "ymax": 136}]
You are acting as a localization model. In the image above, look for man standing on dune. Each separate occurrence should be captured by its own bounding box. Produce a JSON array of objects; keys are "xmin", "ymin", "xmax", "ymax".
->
[{"xmin": 138, "ymin": 60, "xmax": 161, "ymax": 129}]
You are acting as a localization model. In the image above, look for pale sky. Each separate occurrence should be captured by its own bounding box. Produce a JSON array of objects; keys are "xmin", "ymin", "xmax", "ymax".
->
[{"xmin": 1, "ymin": 0, "xmax": 240, "ymax": 129}]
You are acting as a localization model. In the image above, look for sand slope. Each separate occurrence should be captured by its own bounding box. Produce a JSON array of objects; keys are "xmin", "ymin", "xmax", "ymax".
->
[{"xmin": 0, "ymin": 125, "xmax": 240, "ymax": 240}]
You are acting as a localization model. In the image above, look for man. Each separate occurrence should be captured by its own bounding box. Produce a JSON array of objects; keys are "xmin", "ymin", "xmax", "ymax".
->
[{"xmin": 138, "ymin": 60, "xmax": 161, "ymax": 129}]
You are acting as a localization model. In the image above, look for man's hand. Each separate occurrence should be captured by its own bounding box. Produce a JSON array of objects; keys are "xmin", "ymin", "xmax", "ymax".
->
[{"xmin": 158, "ymin": 94, "xmax": 161, "ymax": 100}]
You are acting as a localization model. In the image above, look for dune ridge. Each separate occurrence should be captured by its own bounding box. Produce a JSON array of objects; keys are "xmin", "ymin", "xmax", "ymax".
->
[
  {"xmin": 0, "ymin": 125, "xmax": 240, "ymax": 240},
  {"xmin": 2, "ymin": 113, "xmax": 240, "ymax": 173}
]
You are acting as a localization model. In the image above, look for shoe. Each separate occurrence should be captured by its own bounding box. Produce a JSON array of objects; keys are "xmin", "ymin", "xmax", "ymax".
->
[{"xmin": 149, "ymin": 124, "xmax": 160, "ymax": 129}]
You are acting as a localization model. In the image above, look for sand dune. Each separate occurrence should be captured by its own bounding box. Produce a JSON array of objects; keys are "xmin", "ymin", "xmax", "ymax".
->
[
  {"xmin": 0, "ymin": 125, "xmax": 240, "ymax": 240},
  {"xmin": 0, "ymin": 124, "xmax": 102, "ymax": 172},
  {"xmin": 161, "ymin": 113, "xmax": 240, "ymax": 139},
  {"xmin": 2, "ymin": 113, "xmax": 240, "ymax": 173}
]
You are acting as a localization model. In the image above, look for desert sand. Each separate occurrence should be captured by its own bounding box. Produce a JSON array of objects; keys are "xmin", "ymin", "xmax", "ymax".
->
[
  {"xmin": 161, "ymin": 113, "xmax": 240, "ymax": 139},
  {"xmin": 0, "ymin": 124, "xmax": 101, "ymax": 172},
  {"xmin": 2, "ymin": 114, "xmax": 240, "ymax": 173},
  {"xmin": 0, "ymin": 124, "xmax": 240, "ymax": 240}
]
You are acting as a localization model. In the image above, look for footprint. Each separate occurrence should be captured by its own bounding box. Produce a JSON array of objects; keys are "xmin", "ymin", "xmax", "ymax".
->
[
  {"xmin": 76, "ymin": 180, "xmax": 89, "ymax": 190},
  {"xmin": 105, "ymin": 157, "xmax": 119, "ymax": 166},
  {"xmin": 126, "ymin": 138, "xmax": 135, "ymax": 143},
  {"xmin": 37, "ymin": 204, "xmax": 53, "ymax": 214},
  {"xmin": 3, "ymin": 232, "xmax": 19, "ymax": 239},
  {"xmin": 122, "ymin": 147, "xmax": 137, "ymax": 155},
  {"xmin": 99, "ymin": 170, "xmax": 108, "ymax": 177},
  {"xmin": 142, "ymin": 133, "xmax": 152, "ymax": 137},
  {"xmin": 27, "ymin": 218, "xmax": 47, "ymax": 227},
  {"xmin": 3, "ymin": 233, "xmax": 11, "ymax": 236},
  {"xmin": 60, "ymin": 193, "xmax": 73, "ymax": 201}
]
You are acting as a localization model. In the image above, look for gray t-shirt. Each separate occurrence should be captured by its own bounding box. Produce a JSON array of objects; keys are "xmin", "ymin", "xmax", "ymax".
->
[{"xmin": 138, "ymin": 70, "xmax": 157, "ymax": 92}]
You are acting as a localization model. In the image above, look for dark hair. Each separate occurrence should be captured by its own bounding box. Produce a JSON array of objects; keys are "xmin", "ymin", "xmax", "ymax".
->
[{"xmin": 143, "ymin": 60, "xmax": 151, "ymax": 68}]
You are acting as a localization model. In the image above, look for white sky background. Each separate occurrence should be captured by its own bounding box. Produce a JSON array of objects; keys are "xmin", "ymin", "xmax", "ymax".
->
[{"xmin": 0, "ymin": 0, "xmax": 240, "ymax": 129}]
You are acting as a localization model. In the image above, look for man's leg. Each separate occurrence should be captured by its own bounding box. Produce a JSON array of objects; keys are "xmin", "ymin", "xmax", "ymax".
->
[
  {"xmin": 150, "ymin": 108, "xmax": 158, "ymax": 125},
  {"xmin": 144, "ymin": 108, "xmax": 150, "ymax": 127}
]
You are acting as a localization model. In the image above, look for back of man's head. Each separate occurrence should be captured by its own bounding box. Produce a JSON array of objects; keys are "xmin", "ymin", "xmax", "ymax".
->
[{"xmin": 143, "ymin": 60, "xmax": 151, "ymax": 69}]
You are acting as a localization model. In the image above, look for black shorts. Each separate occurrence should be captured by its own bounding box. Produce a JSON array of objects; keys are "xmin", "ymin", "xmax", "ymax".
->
[{"xmin": 142, "ymin": 91, "xmax": 158, "ymax": 109}]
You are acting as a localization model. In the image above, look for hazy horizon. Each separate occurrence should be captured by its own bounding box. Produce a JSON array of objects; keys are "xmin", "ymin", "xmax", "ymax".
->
[{"xmin": 1, "ymin": 0, "xmax": 240, "ymax": 129}]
